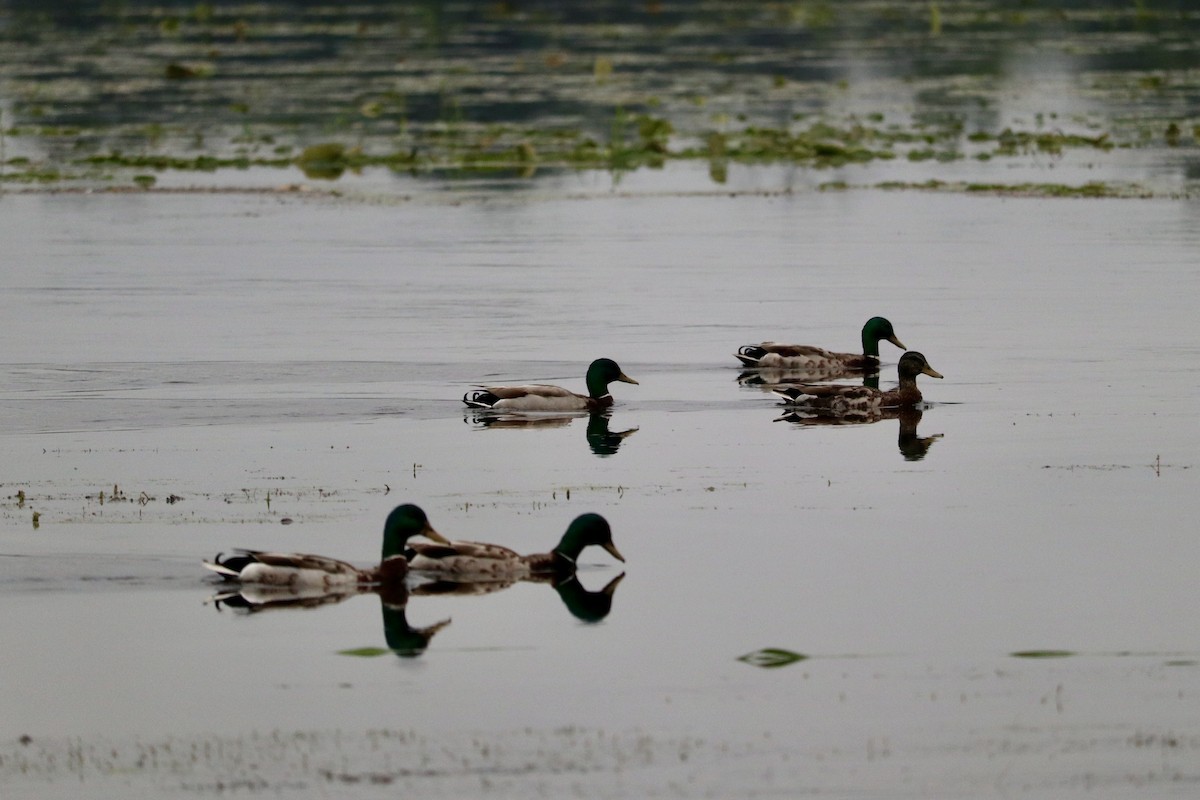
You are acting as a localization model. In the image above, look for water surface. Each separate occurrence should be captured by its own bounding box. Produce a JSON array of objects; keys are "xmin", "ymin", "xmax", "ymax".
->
[{"xmin": 2, "ymin": 188, "xmax": 1199, "ymax": 797}]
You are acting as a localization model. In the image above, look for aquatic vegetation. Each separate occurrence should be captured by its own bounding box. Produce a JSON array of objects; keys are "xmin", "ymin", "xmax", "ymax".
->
[
  {"xmin": 874, "ymin": 179, "xmax": 1154, "ymax": 198},
  {"xmin": 0, "ymin": 1, "xmax": 1195, "ymax": 195}
]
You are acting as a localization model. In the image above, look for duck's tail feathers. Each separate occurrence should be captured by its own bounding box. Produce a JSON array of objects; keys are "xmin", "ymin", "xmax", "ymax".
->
[
  {"xmin": 463, "ymin": 389, "xmax": 500, "ymax": 409},
  {"xmin": 771, "ymin": 386, "xmax": 813, "ymax": 405},
  {"xmin": 202, "ymin": 551, "xmax": 254, "ymax": 580},
  {"xmin": 735, "ymin": 345, "xmax": 767, "ymax": 367}
]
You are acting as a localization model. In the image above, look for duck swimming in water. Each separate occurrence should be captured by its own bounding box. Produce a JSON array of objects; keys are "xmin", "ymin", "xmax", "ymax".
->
[
  {"xmin": 736, "ymin": 316, "xmax": 905, "ymax": 374},
  {"xmin": 407, "ymin": 513, "xmax": 624, "ymax": 581},
  {"xmin": 772, "ymin": 351, "xmax": 943, "ymax": 414},
  {"xmin": 463, "ymin": 358, "xmax": 638, "ymax": 412},
  {"xmin": 202, "ymin": 504, "xmax": 450, "ymax": 588}
]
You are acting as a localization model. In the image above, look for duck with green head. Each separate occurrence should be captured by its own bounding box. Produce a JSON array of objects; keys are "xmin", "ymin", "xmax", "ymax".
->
[
  {"xmin": 203, "ymin": 503, "xmax": 451, "ymax": 588},
  {"xmin": 463, "ymin": 358, "xmax": 638, "ymax": 412},
  {"xmin": 772, "ymin": 351, "xmax": 943, "ymax": 414},
  {"xmin": 407, "ymin": 512, "xmax": 625, "ymax": 581},
  {"xmin": 736, "ymin": 317, "xmax": 906, "ymax": 373}
]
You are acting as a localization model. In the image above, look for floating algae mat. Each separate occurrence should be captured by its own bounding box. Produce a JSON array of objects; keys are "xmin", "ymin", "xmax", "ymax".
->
[{"xmin": 1, "ymin": 1, "xmax": 1198, "ymax": 194}]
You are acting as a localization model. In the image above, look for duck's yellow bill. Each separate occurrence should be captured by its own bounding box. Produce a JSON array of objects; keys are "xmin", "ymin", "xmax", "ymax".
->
[{"xmin": 423, "ymin": 526, "xmax": 452, "ymax": 544}]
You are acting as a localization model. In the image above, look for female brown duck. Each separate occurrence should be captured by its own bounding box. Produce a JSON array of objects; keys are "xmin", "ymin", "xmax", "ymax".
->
[{"xmin": 772, "ymin": 351, "xmax": 943, "ymax": 414}]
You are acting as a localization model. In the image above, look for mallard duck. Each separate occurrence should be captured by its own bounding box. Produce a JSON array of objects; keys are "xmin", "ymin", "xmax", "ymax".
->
[
  {"xmin": 772, "ymin": 351, "xmax": 943, "ymax": 413},
  {"xmin": 407, "ymin": 512, "xmax": 624, "ymax": 581},
  {"xmin": 736, "ymin": 316, "xmax": 905, "ymax": 372},
  {"xmin": 202, "ymin": 503, "xmax": 450, "ymax": 587},
  {"xmin": 463, "ymin": 358, "xmax": 638, "ymax": 411}
]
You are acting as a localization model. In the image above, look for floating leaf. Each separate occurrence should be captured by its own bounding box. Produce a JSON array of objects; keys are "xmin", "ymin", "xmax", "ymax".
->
[
  {"xmin": 1010, "ymin": 649, "xmax": 1075, "ymax": 659},
  {"xmin": 295, "ymin": 142, "xmax": 349, "ymax": 179},
  {"xmin": 296, "ymin": 142, "xmax": 346, "ymax": 164},
  {"xmin": 737, "ymin": 648, "xmax": 808, "ymax": 669},
  {"xmin": 337, "ymin": 647, "xmax": 389, "ymax": 658}
]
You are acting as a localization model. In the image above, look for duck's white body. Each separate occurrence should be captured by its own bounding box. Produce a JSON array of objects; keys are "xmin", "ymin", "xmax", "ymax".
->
[
  {"xmin": 469, "ymin": 385, "xmax": 599, "ymax": 412},
  {"xmin": 204, "ymin": 551, "xmax": 369, "ymax": 587},
  {"xmin": 738, "ymin": 344, "xmax": 859, "ymax": 371},
  {"xmin": 463, "ymin": 358, "xmax": 637, "ymax": 412}
]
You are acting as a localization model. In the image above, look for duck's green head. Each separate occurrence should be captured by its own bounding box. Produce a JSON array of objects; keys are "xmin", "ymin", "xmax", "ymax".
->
[
  {"xmin": 585, "ymin": 358, "xmax": 639, "ymax": 399},
  {"xmin": 897, "ymin": 351, "xmax": 943, "ymax": 380},
  {"xmin": 382, "ymin": 504, "xmax": 450, "ymax": 560},
  {"xmin": 553, "ymin": 512, "xmax": 625, "ymax": 565},
  {"xmin": 861, "ymin": 317, "xmax": 906, "ymax": 356}
]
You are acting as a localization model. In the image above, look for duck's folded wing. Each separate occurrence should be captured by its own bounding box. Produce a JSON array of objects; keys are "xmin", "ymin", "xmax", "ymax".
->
[
  {"xmin": 482, "ymin": 383, "xmax": 574, "ymax": 399},
  {"xmin": 409, "ymin": 540, "xmax": 522, "ymax": 561},
  {"xmin": 773, "ymin": 383, "xmax": 849, "ymax": 402},
  {"xmin": 249, "ymin": 551, "xmax": 360, "ymax": 574},
  {"xmin": 757, "ymin": 343, "xmax": 841, "ymax": 358}
]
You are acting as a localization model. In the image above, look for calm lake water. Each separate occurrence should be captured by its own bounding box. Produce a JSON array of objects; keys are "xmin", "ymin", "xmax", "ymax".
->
[{"xmin": 2, "ymin": 183, "xmax": 1199, "ymax": 797}]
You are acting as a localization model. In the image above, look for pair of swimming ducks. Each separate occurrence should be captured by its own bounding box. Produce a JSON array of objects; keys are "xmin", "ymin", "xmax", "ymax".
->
[
  {"xmin": 462, "ymin": 316, "xmax": 942, "ymax": 415},
  {"xmin": 205, "ymin": 504, "xmax": 624, "ymax": 588}
]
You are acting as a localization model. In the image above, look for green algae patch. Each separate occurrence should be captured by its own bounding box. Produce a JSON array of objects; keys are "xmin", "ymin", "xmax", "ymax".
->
[
  {"xmin": 295, "ymin": 143, "xmax": 358, "ymax": 179},
  {"xmin": 964, "ymin": 181, "xmax": 1148, "ymax": 198},
  {"xmin": 985, "ymin": 129, "xmax": 1115, "ymax": 157},
  {"xmin": 874, "ymin": 179, "xmax": 1153, "ymax": 198},
  {"xmin": 683, "ymin": 122, "xmax": 900, "ymax": 168}
]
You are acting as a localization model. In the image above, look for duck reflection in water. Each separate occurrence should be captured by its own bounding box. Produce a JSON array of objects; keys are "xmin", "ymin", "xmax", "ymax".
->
[
  {"xmin": 775, "ymin": 404, "xmax": 943, "ymax": 461},
  {"xmin": 465, "ymin": 410, "xmax": 638, "ymax": 456},
  {"xmin": 737, "ymin": 360, "xmax": 892, "ymax": 395},
  {"xmin": 413, "ymin": 570, "xmax": 625, "ymax": 623},
  {"xmin": 203, "ymin": 503, "xmax": 455, "ymax": 656},
  {"xmin": 209, "ymin": 582, "xmax": 452, "ymax": 658},
  {"xmin": 739, "ymin": 365, "xmax": 876, "ymax": 389}
]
